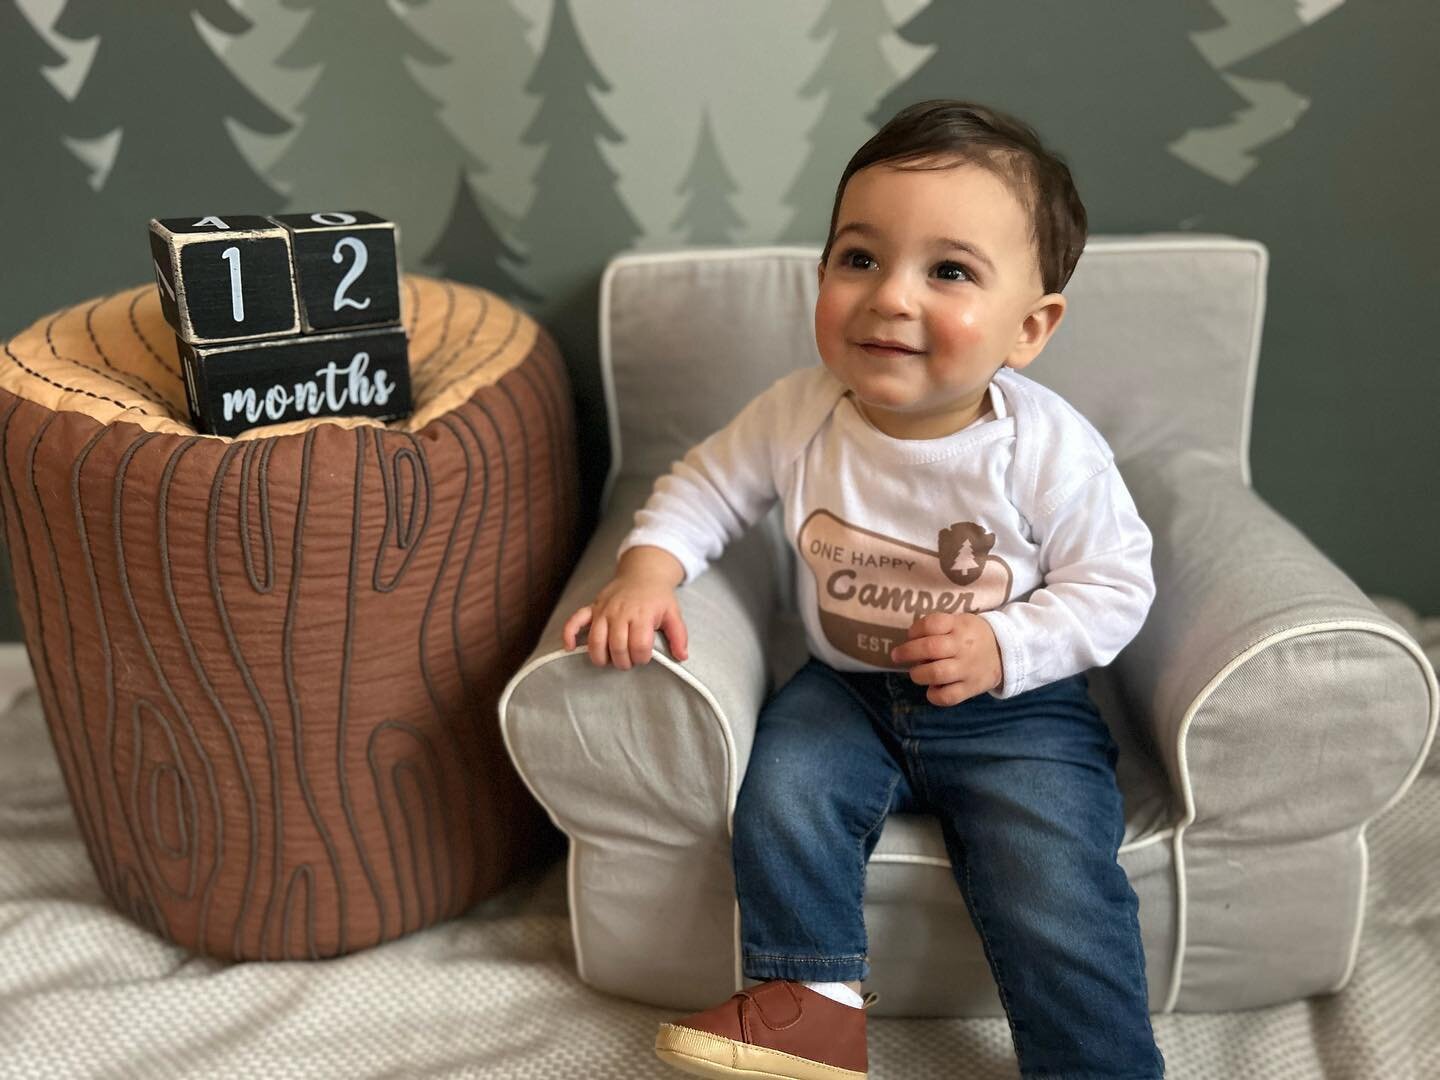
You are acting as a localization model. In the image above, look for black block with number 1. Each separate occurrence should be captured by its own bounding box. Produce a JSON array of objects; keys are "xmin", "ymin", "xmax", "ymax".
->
[{"xmin": 149, "ymin": 215, "xmax": 300, "ymax": 344}]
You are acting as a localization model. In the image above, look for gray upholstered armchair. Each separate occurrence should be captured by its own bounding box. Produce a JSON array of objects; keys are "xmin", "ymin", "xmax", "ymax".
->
[{"xmin": 499, "ymin": 240, "xmax": 1438, "ymax": 1018}]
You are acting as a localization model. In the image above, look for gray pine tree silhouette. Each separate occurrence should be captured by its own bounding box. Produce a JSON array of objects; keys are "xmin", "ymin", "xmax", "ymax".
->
[
  {"xmin": 873, "ymin": 1, "xmax": 1250, "ymax": 232},
  {"xmin": 673, "ymin": 109, "xmax": 744, "ymax": 246},
  {"xmin": 424, "ymin": 171, "xmax": 541, "ymax": 306},
  {"xmin": 0, "ymin": 0, "xmax": 125, "ymax": 639},
  {"xmin": 406, "ymin": 2, "xmax": 540, "ymax": 301},
  {"xmin": 1194, "ymin": 0, "xmax": 1305, "ymax": 68},
  {"xmin": 0, "ymin": 1, "xmax": 117, "ymax": 333},
  {"xmin": 1173, "ymin": 0, "xmax": 1310, "ymax": 185},
  {"xmin": 1208, "ymin": 0, "xmax": 1440, "ymax": 609},
  {"xmin": 406, "ymin": 0, "xmax": 541, "ymax": 234},
  {"xmin": 516, "ymin": 0, "xmax": 642, "ymax": 301},
  {"xmin": 515, "ymin": 0, "xmax": 643, "ymax": 534},
  {"xmin": 216, "ymin": 0, "xmax": 313, "ymax": 176},
  {"xmin": 1220, "ymin": 2, "xmax": 1431, "ymax": 290},
  {"xmin": 53, "ymin": 0, "xmax": 289, "ymax": 282},
  {"xmin": 273, "ymin": 0, "xmax": 478, "ymax": 264},
  {"xmin": 778, "ymin": 0, "xmax": 897, "ymax": 244}
]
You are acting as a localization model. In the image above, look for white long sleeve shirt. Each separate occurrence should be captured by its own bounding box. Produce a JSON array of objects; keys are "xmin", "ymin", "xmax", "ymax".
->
[{"xmin": 617, "ymin": 364, "xmax": 1155, "ymax": 699}]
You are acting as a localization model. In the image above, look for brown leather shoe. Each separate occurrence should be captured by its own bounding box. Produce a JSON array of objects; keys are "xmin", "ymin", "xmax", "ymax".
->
[{"xmin": 654, "ymin": 979, "xmax": 874, "ymax": 1079}]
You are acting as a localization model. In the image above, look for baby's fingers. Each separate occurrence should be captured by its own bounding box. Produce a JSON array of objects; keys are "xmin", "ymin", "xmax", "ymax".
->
[
  {"xmin": 608, "ymin": 618, "xmax": 633, "ymax": 671},
  {"xmin": 587, "ymin": 614, "xmax": 611, "ymax": 667},
  {"xmin": 627, "ymin": 619, "xmax": 655, "ymax": 667},
  {"xmin": 661, "ymin": 607, "xmax": 689, "ymax": 661},
  {"xmin": 892, "ymin": 631, "xmax": 957, "ymax": 666},
  {"xmin": 562, "ymin": 605, "xmax": 593, "ymax": 650}
]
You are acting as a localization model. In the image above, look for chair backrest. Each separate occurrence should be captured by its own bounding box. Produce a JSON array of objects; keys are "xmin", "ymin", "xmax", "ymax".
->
[{"xmin": 598, "ymin": 236, "xmax": 1265, "ymax": 510}]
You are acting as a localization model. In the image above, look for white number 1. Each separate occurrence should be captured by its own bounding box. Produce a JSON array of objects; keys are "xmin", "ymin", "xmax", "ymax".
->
[{"xmin": 221, "ymin": 246, "xmax": 245, "ymax": 322}]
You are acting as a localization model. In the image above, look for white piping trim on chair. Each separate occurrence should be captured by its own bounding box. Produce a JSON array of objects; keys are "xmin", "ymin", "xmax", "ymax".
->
[
  {"xmin": 1165, "ymin": 822, "xmax": 1191, "ymax": 1015},
  {"xmin": 497, "ymin": 644, "xmax": 745, "ymax": 993},
  {"xmin": 1120, "ymin": 828, "xmax": 1177, "ymax": 854},
  {"xmin": 1235, "ymin": 243, "xmax": 1265, "ymax": 491},
  {"xmin": 1335, "ymin": 826, "xmax": 1370, "ymax": 994},
  {"xmin": 872, "ymin": 853, "xmax": 953, "ymax": 870},
  {"xmin": 1161, "ymin": 620, "xmax": 1439, "ymax": 1014}
]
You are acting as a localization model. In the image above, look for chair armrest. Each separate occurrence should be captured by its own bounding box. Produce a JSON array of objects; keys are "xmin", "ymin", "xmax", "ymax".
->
[
  {"xmin": 498, "ymin": 474, "xmax": 782, "ymax": 1007},
  {"xmin": 1114, "ymin": 450, "xmax": 1437, "ymax": 841}
]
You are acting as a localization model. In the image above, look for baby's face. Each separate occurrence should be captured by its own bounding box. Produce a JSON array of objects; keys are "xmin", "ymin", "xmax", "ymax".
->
[{"xmin": 815, "ymin": 160, "xmax": 1065, "ymax": 439}]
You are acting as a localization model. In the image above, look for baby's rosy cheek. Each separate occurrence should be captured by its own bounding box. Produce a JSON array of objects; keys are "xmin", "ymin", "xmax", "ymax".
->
[
  {"xmin": 935, "ymin": 311, "xmax": 986, "ymax": 350},
  {"xmin": 814, "ymin": 295, "xmax": 848, "ymax": 342}
]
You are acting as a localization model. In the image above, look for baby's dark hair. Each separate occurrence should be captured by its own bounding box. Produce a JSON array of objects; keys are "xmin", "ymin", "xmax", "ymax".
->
[{"xmin": 820, "ymin": 99, "xmax": 1089, "ymax": 295}]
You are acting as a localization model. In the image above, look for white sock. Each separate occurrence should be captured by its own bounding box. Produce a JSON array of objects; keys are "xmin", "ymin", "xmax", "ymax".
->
[{"xmin": 803, "ymin": 981, "xmax": 864, "ymax": 1008}]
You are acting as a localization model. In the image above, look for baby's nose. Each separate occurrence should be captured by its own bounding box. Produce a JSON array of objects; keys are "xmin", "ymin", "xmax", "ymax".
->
[{"xmin": 868, "ymin": 272, "xmax": 920, "ymax": 317}]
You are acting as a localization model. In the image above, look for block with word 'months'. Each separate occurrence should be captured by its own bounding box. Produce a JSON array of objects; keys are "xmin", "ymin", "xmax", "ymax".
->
[
  {"xmin": 178, "ymin": 325, "xmax": 412, "ymax": 438},
  {"xmin": 149, "ymin": 215, "xmax": 300, "ymax": 345},
  {"xmin": 268, "ymin": 211, "xmax": 402, "ymax": 333}
]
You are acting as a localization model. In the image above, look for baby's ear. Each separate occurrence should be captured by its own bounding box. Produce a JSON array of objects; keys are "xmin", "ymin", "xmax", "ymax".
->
[{"xmin": 1007, "ymin": 293, "xmax": 1067, "ymax": 370}]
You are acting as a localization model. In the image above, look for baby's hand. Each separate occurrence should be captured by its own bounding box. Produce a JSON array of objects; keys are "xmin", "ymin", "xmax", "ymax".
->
[
  {"xmin": 889, "ymin": 612, "xmax": 1003, "ymax": 706},
  {"xmin": 561, "ymin": 574, "xmax": 690, "ymax": 670}
]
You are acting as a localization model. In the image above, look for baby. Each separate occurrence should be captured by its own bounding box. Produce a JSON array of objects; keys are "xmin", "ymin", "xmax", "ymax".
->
[{"xmin": 564, "ymin": 99, "xmax": 1164, "ymax": 1080}]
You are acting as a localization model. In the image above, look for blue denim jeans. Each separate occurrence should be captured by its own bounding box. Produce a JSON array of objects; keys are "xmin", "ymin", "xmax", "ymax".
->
[{"xmin": 733, "ymin": 656, "xmax": 1165, "ymax": 1079}]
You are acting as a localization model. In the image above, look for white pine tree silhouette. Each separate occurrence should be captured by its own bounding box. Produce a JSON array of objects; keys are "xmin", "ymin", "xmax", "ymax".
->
[{"xmin": 948, "ymin": 539, "xmax": 979, "ymax": 576}]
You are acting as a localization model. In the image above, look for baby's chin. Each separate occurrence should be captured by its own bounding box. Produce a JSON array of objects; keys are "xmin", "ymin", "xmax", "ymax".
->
[{"xmin": 830, "ymin": 366, "xmax": 920, "ymax": 401}]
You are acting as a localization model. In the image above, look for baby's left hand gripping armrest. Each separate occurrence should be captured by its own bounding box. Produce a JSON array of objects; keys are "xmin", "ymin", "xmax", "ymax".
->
[
  {"xmin": 498, "ymin": 474, "xmax": 784, "ymax": 1008},
  {"xmin": 1111, "ymin": 450, "xmax": 1437, "ymax": 843}
]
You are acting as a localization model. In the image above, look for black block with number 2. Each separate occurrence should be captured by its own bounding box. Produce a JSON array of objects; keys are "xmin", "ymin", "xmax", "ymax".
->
[
  {"xmin": 149, "ymin": 215, "xmax": 300, "ymax": 344},
  {"xmin": 267, "ymin": 211, "xmax": 402, "ymax": 333}
]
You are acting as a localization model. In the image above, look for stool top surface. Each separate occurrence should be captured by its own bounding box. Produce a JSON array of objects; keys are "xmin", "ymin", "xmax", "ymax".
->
[{"xmin": 0, "ymin": 275, "xmax": 538, "ymax": 441}]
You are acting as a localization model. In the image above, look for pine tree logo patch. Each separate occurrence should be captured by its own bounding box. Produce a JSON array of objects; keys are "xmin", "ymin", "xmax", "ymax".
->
[{"xmin": 938, "ymin": 521, "xmax": 996, "ymax": 587}]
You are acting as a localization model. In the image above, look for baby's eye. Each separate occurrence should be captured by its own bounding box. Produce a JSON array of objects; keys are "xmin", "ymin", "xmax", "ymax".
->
[
  {"xmin": 936, "ymin": 261, "xmax": 972, "ymax": 282},
  {"xmin": 838, "ymin": 248, "xmax": 874, "ymax": 270}
]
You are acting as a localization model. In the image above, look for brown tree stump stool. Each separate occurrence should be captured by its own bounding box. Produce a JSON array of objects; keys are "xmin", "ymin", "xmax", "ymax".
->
[{"xmin": 0, "ymin": 276, "xmax": 579, "ymax": 960}]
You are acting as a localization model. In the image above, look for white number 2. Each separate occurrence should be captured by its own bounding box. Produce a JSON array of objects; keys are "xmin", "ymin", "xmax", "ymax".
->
[
  {"xmin": 332, "ymin": 237, "xmax": 372, "ymax": 311},
  {"xmin": 221, "ymin": 246, "xmax": 244, "ymax": 322}
]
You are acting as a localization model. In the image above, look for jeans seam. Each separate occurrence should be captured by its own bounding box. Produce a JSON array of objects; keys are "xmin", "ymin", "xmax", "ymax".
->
[
  {"xmin": 958, "ymin": 840, "xmax": 1026, "ymax": 1062},
  {"xmin": 746, "ymin": 952, "xmax": 867, "ymax": 963},
  {"xmin": 853, "ymin": 770, "xmax": 903, "ymax": 970},
  {"xmin": 910, "ymin": 735, "xmax": 931, "ymax": 802}
]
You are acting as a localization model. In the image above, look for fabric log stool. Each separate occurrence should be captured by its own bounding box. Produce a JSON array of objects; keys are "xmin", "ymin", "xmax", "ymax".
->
[{"xmin": 0, "ymin": 276, "xmax": 578, "ymax": 960}]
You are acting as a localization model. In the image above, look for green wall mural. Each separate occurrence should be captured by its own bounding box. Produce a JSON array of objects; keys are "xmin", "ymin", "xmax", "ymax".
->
[{"xmin": 2, "ymin": 0, "xmax": 1435, "ymax": 637}]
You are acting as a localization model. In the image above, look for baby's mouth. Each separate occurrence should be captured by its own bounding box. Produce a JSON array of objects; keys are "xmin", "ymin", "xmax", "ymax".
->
[{"xmin": 857, "ymin": 342, "xmax": 923, "ymax": 358}]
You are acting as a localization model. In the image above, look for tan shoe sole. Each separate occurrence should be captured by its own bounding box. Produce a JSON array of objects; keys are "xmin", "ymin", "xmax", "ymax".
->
[{"xmin": 655, "ymin": 1023, "xmax": 866, "ymax": 1079}]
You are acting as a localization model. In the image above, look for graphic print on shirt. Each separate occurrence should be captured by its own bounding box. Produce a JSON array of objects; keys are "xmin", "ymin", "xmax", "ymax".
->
[{"xmin": 798, "ymin": 509, "xmax": 1014, "ymax": 668}]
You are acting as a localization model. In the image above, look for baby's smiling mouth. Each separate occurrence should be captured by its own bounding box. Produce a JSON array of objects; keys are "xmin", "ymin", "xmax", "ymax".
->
[{"xmin": 856, "ymin": 338, "xmax": 924, "ymax": 357}]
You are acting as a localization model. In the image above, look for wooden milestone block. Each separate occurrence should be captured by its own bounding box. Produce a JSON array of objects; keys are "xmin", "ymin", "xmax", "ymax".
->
[
  {"xmin": 177, "ymin": 325, "xmax": 413, "ymax": 438},
  {"xmin": 267, "ymin": 211, "xmax": 402, "ymax": 333},
  {"xmin": 149, "ymin": 214, "xmax": 300, "ymax": 345}
]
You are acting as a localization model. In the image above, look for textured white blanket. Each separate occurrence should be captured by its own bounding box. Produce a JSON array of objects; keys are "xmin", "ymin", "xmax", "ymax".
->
[{"xmin": 1, "ymin": 596, "xmax": 1436, "ymax": 1079}]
